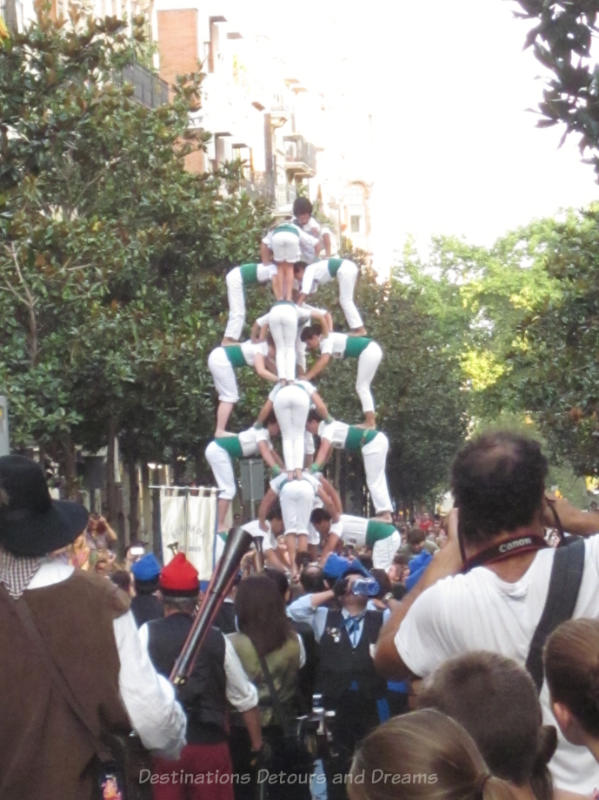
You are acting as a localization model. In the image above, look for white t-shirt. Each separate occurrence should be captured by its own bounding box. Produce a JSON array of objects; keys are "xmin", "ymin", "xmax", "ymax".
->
[
  {"xmin": 394, "ymin": 537, "xmax": 599, "ymax": 793},
  {"xmin": 237, "ymin": 426, "xmax": 272, "ymax": 458},
  {"xmin": 300, "ymin": 259, "xmax": 333, "ymax": 295},
  {"xmin": 239, "ymin": 339, "xmax": 269, "ymax": 367},
  {"xmin": 320, "ymin": 332, "xmax": 347, "ymax": 358},
  {"xmin": 318, "ymin": 419, "xmax": 348, "ymax": 448}
]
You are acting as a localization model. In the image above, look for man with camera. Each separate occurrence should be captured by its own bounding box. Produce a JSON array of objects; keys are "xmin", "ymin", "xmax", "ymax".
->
[
  {"xmin": 288, "ymin": 556, "xmax": 388, "ymax": 798},
  {"xmin": 374, "ymin": 430, "xmax": 599, "ymax": 794}
]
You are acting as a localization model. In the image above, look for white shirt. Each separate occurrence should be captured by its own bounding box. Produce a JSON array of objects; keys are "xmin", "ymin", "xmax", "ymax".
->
[
  {"xmin": 138, "ymin": 622, "xmax": 258, "ymax": 713},
  {"xmin": 394, "ymin": 537, "xmax": 599, "ymax": 793},
  {"xmin": 300, "ymin": 259, "xmax": 333, "ymax": 295},
  {"xmin": 236, "ymin": 426, "xmax": 272, "ymax": 458},
  {"xmin": 28, "ymin": 560, "xmax": 186, "ymax": 759},
  {"xmin": 318, "ymin": 419, "xmax": 349, "ymax": 448},
  {"xmin": 320, "ymin": 332, "xmax": 347, "ymax": 358},
  {"xmin": 239, "ymin": 339, "xmax": 269, "ymax": 367}
]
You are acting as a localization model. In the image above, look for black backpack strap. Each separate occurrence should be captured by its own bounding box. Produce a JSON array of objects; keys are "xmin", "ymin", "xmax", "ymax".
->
[{"xmin": 525, "ymin": 537, "xmax": 585, "ymax": 692}]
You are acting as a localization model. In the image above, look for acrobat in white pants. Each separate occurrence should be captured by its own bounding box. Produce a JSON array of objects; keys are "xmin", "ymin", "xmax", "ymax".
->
[
  {"xmin": 278, "ymin": 473, "xmax": 317, "ymax": 574},
  {"xmin": 333, "ymin": 515, "xmax": 401, "ymax": 571},
  {"xmin": 362, "ymin": 433, "xmax": 392, "ymax": 514},
  {"xmin": 300, "ymin": 258, "xmax": 363, "ymax": 330},
  {"xmin": 356, "ymin": 341, "xmax": 383, "ymax": 414},
  {"xmin": 223, "ymin": 263, "xmax": 276, "ymax": 342},
  {"xmin": 273, "ymin": 383, "xmax": 310, "ymax": 472},
  {"xmin": 269, "ymin": 302, "xmax": 299, "ymax": 381}
]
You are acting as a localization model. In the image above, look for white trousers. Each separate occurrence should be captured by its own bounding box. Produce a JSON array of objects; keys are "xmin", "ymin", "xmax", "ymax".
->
[
  {"xmin": 372, "ymin": 530, "xmax": 401, "ymax": 570},
  {"xmin": 207, "ymin": 347, "xmax": 239, "ymax": 403},
  {"xmin": 270, "ymin": 303, "xmax": 298, "ymax": 381},
  {"xmin": 272, "ymin": 231, "xmax": 301, "ymax": 262},
  {"xmin": 337, "ymin": 260, "xmax": 364, "ymax": 329},
  {"xmin": 362, "ymin": 433, "xmax": 392, "ymax": 513},
  {"xmin": 223, "ymin": 267, "xmax": 245, "ymax": 341},
  {"xmin": 273, "ymin": 384, "xmax": 310, "ymax": 470},
  {"xmin": 356, "ymin": 341, "xmax": 383, "ymax": 413},
  {"xmin": 280, "ymin": 479, "xmax": 315, "ymax": 534},
  {"xmin": 205, "ymin": 441, "xmax": 236, "ymax": 499}
]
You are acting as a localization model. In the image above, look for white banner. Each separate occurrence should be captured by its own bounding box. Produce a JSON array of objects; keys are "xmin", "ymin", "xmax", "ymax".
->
[{"xmin": 159, "ymin": 488, "xmax": 218, "ymax": 580}]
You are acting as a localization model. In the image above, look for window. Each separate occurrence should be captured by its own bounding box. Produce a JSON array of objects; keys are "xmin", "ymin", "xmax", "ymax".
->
[{"xmin": 350, "ymin": 215, "xmax": 361, "ymax": 234}]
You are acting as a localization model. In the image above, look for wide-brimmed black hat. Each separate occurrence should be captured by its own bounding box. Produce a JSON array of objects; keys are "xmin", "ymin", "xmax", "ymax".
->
[{"xmin": 0, "ymin": 455, "xmax": 89, "ymax": 557}]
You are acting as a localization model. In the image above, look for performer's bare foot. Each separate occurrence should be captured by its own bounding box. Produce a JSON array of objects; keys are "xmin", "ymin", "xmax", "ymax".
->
[
  {"xmin": 214, "ymin": 428, "xmax": 231, "ymax": 437},
  {"xmin": 375, "ymin": 511, "xmax": 393, "ymax": 522},
  {"xmin": 349, "ymin": 326, "xmax": 367, "ymax": 337},
  {"xmin": 221, "ymin": 337, "xmax": 239, "ymax": 345}
]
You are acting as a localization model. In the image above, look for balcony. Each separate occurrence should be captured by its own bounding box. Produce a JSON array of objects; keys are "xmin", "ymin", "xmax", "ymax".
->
[
  {"xmin": 283, "ymin": 134, "xmax": 317, "ymax": 177},
  {"xmin": 120, "ymin": 63, "xmax": 169, "ymax": 109}
]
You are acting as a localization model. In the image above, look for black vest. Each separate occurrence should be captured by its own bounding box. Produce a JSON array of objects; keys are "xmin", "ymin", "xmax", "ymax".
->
[
  {"xmin": 317, "ymin": 608, "xmax": 386, "ymax": 703},
  {"xmin": 147, "ymin": 613, "xmax": 227, "ymax": 743}
]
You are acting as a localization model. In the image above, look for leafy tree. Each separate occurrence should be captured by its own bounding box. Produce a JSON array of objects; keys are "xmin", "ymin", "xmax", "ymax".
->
[
  {"xmin": 512, "ymin": 0, "xmax": 599, "ymax": 176},
  {"xmin": 0, "ymin": 8, "xmax": 270, "ymax": 531}
]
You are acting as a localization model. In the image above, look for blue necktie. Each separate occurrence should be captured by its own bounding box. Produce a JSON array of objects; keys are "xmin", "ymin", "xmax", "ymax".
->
[{"xmin": 344, "ymin": 614, "xmax": 365, "ymax": 644}]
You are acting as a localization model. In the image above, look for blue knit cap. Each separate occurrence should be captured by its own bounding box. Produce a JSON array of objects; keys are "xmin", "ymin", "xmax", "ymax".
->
[
  {"xmin": 131, "ymin": 553, "xmax": 161, "ymax": 581},
  {"xmin": 322, "ymin": 553, "xmax": 370, "ymax": 581}
]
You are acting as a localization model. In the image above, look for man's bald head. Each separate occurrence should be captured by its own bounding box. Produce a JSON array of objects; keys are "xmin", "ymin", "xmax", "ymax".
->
[{"xmin": 451, "ymin": 431, "xmax": 548, "ymax": 546}]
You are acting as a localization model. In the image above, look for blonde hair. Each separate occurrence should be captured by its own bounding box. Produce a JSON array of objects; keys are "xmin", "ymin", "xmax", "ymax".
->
[
  {"xmin": 544, "ymin": 618, "xmax": 599, "ymax": 737},
  {"xmin": 348, "ymin": 709, "xmax": 516, "ymax": 800}
]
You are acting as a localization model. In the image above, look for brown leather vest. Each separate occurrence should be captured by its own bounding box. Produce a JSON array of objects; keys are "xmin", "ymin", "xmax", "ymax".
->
[{"xmin": 0, "ymin": 570, "xmax": 131, "ymax": 800}]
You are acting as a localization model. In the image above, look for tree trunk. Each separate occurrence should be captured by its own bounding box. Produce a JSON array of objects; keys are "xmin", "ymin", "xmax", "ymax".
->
[
  {"xmin": 106, "ymin": 417, "xmax": 118, "ymax": 525},
  {"xmin": 141, "ymin": 461, "xmax": 152, "ymax": 545},
  {"xmin": 60, "ymin": 434, "xmax": 78, "ymax": 500},
  {"xmin": 127, "ymin": 458, "xmax": 140, "ymax": 543}
]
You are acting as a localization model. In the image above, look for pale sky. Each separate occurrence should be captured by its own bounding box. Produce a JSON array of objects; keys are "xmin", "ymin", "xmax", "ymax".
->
[{"xmin": 222, "ymin": 0, "xmax": 599, "ymax": 267}]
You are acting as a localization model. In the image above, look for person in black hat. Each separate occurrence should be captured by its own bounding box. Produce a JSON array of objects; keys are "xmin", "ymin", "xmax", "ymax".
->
[{"xmin": 0, "ymin": 455, "xmax": 186, "ymax": 799}]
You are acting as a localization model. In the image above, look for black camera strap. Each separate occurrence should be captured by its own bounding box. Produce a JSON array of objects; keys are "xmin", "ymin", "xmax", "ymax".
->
[
  {"xmin": 525, "ymin": 537, "xmax": 585, "ymax": 692},
  {"xmin": 460, "ymin": 531, "xmax": 585, "ymax": 693},
  {"xmin": 461, "ymin": 533, "xmax": 548, "ymax": 572}
]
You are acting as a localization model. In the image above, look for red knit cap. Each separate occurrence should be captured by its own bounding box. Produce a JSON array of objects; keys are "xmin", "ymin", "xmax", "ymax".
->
[{"xmin": 159, "ymin": 552, "xmax": 199, "ymax": 596}]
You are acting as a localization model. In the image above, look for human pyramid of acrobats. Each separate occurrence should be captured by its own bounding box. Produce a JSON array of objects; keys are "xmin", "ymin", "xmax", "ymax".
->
[{"xmin": 206, "ymin": 197, "xmax": 399, "ymax": 580}]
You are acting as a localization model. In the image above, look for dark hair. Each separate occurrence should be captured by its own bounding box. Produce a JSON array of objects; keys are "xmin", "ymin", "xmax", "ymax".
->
[
  {"xmin": 134, "ymin": 576, "xmax": 159, "ymax": 595},
  {"xmin": 293, "ymin": 197, "xmax": 312, "ymax": 216},
  {"xmin": 307, "ymin": 409, "xmax": 322, "ymax": 424},
  {"xmin": 300, "ymin": 565, "xmax": 325, "ymax": 593},
  {"xmin": 357, "ymin": 554, "xmax": 373, "ymax": 571},
  {"xmin": 544, "ymin": 618, "xmax": 599, "ymax": 738},
  {"xmin": 300, "ymin": 324, "xmax": 321, "ymax": 342},
  {"xmin": 310, "ymin": 508, "xmax": 331, "ymax": 525},
  {"xmin": 407, "ymin": 527, "xmax": 426, "ymax": 545},
  {"xmin": 451, "ymin": 431, "xmax": 548, "ymax": 545},
  {"xmin": 110, "ymin": 570, "xmax": 132, "ymax": 593},
  {"xmin": 234, "ymin": 575, "xmax": 292, "ymax": 656},
  {"xmin": 418, "ymin": 651, "xmax": 555, "ymax": 795},
  {"xmin": 263, "ymin": 566, "xmax": 289, "ymax": 599},
  {"xmin": 266, "ymin": 503, "xmax": 282, "ymax": 522},
  {"xmin": 264, "ymin": 410, "xmax": 277, "ymax": 426}
]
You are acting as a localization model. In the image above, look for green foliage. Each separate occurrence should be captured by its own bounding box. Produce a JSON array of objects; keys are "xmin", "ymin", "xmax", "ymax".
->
[
  {"xmin": 512, "ymin": 0, "xmax": 599, "ymax": 176},
  {"xmin": 0, "ymin": 9, "xmax": 270, "ymax": 489}
]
